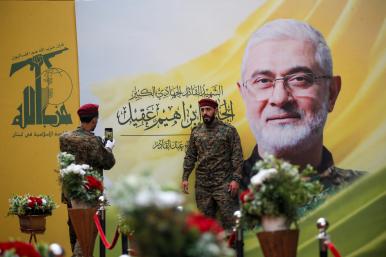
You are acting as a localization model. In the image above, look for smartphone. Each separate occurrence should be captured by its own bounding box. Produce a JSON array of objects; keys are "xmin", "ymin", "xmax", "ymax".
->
[{"xmin": 104, "ymin": 128, "xmax": 113, "ymax": 142}]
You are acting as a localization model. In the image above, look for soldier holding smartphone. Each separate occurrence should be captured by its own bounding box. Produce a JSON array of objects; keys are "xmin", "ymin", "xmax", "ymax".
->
[
  {"xmin": 59, "ymin": 103, "xmax": 116, "ymax": 257},
  {"xmin": 104, "ymin": 128, "xmax": 114, "ymax": 144}
]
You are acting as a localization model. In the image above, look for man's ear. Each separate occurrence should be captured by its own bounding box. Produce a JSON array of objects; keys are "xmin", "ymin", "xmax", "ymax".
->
[
  {"xmin": 237, "ymin": 81, "xmax": 241, "ymax": 90},
  {"xmin": 237, "ymin": 81, "xmax": 245, "ymax": 98},
  {"xmin": 328, "ymin": 76, "xmax": 341, "ymax": 112}
]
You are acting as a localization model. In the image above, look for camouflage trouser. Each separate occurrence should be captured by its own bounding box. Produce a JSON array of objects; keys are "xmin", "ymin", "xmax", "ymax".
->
[{"xmin": 195, "ymin": 183, "xmax": 239, "ymax": 230}]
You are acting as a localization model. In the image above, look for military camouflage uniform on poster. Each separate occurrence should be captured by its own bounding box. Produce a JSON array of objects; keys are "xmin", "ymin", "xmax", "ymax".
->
[
  {"xmin": 59, "ymin": 127, "xmax": 115, "ymax": 257},
  {"xmin": 183, "ymin": 119, "xmax": 243, "ymax": 230}
]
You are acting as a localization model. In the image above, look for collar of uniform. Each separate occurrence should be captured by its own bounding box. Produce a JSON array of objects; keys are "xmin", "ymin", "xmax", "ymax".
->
[
  {"xmin": 76, "ymin": 126, "xmax": 95, "ymax": 136},
  {"xmin": 245, "ymin": 145, "xmax": 335, "ymax": 174}
]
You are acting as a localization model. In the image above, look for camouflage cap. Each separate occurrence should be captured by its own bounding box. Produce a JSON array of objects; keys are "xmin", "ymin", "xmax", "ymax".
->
[{"xmin": 198, "ymin": 98, "xmax": 218, "ymax": 109}]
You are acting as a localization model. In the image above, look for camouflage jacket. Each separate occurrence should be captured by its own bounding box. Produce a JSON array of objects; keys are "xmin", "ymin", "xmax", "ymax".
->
[
  {"xmin": 59, "ymin": 127, "xmax": 115, "ymax": 175},
  {"xmin": 183, "ymin": 119, "xmax": 243, "ymax": 187},
  {"xmin": 241, "ymin": 145, "xmax": 364, "ymax": 191}
]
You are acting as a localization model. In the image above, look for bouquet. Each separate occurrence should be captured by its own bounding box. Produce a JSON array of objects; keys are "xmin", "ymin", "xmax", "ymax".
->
[
  {"xmin": 240, "ymin": 155, "xmax": 322, "ymax": 230},
  {"xmin": 108, "ymin": 174, "xmax": 234, "ymax": 257},
  {"xmin": 0, "ymin": 241, "xmax": 64, "ymax": 257},
  {"xmin": 8, "ymin": 194, "xmax": 56, "ymax": 217},
  {"xmin": 57, "ymin": 152, "xmax": 103, "ymax": 206},
  {"xmin": 0, "ymin": 241, "xmax": 41, "ymax": 257}
]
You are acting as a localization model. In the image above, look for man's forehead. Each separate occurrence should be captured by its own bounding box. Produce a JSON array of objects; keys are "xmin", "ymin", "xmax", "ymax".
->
[
  {"xmin": 200, "ymin": 106, "xmax": 215, "ymax": 110},
  {"xmin": 244, "ymin": 39, "xmax": 319, "ymax": 78}
]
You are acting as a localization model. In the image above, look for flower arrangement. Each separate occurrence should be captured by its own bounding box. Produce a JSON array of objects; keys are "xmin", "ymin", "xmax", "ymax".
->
[
  {"xmin": 240, "ymin": 155, "xmax": 322, "ymax": 229},
  {"xmin": 185, "ymin": 213, "xmax": 234, "ymax": 257},
  {"xmin": 8, "ymin": 194, "xmax": 57, "ymax": 217},
  {"xmin": 0, "ymin": 241, "xmax": 64, "ymax": 257},
  {"xmin": 108, "ymin": 175, "xmax": 234, "ymax": 257},
  {"xmin": 0, "ymin": 241, "xmax": 41, "ymax": 257},
  {"xmin": 57, "ymin": 151, "xmax": 74, "ymax": 169},
  {"xmin": 57, "ymin": 152, "xmax": 103, "ymax": 206}
]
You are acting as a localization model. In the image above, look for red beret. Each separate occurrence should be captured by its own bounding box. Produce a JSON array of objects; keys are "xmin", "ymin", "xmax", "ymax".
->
[
  {"xmin": 198, "ymin": 98, "xmax": 218, "ymax": 109},
  {"xmin": 77, "ymin": 103, "xmax": 99, "ymax": 117}
]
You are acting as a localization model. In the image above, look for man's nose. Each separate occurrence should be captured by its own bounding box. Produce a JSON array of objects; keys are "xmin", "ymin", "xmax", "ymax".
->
[{"xmin": 268, "ymin": 83, "xmax": 293, "ymax": 107}]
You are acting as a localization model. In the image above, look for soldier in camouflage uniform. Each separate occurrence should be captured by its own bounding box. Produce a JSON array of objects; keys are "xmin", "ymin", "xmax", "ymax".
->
[
  {"xmin": 59, "ymin": 103, "xmax": 115, "ymax": 257},
  {"xmin": 238, "ymin": 19, "xmax": 364, "ymax": 193},
  {"xmin": 182, "ymin": 98, "xmax": 243, "ymax": 231}
]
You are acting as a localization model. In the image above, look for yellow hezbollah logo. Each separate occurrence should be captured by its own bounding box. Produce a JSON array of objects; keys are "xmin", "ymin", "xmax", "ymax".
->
[{"xmin": 10, "ymin": 44, "xmax": 73, "ymax": 128}]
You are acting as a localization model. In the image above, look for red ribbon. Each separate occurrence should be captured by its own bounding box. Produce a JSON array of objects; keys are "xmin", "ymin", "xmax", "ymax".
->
[
  {"xmin": 326, "ymin": 242, "xmax": 342, "ymax": 257},
  {"xmin": 93, "ymin": 212, "xmax": 120, "ymax": 249},
  {"xmin": 227, "ymin": 231, "xmax": 236, "ymax": 248}
]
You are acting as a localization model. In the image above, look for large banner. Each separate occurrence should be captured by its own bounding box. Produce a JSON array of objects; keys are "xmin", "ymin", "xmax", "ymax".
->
[
  {"xmin": 76, "ymin": 0, "xmax": 386, "ymax": 256},
  {"xmin": 76, "ymin": 0, "xmax": 385, "ymax": 181},
  {"xmin": 76, "ymin": 0, "xmax": 266, "ymax": 187},
  {"xmin": 0, "ymin": 0, "xmax": 79, "ymax": 252}
]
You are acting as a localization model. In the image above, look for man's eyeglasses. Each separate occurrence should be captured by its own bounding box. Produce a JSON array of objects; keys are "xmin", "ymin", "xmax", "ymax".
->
[{"xmin": 243, "ymin": 73, "xmax": 331, "ymax": 98}]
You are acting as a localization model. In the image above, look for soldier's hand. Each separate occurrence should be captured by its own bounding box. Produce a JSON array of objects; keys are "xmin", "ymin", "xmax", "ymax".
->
[
  {"xmin": 105, "ymin": 139, "xmax": 115, "ymax": 150},
  {"xmin": 181, "ymin": 180, "xmax": 189, "ymax": 194},
  {"xmin": 228, "ymin": 180, "xmax": 239, "ymax": 197}
]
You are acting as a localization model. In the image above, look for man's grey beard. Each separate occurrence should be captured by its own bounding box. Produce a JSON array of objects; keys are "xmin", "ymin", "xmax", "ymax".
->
[{"xmin": 248, "ymin": 102, "xmax": 328, "ymax": 155}]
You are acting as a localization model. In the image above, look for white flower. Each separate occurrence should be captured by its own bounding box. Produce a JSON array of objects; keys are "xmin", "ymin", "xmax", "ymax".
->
[
  {"xmin": 192, "ymin": 232, "xmax": 234, "ymax": 256},
  {"xmin": 42, "ymin": 199, "xmax": 47, "ymax": 205},
  {"xmin": 58, "ymin": 152, "xmax": 75, "ymax": 169},
  {"xmin": 155, "ymin": 191, "xmax": 184, "ymax": 208},
  {"xmin": 281, "ymin": 161, "xmax": 292, "ymax": 170},
  {"xmin": 60, "ymin": 163, "xmax": 86, "ymax": 177},
  {"xmin": 134, "ymin": 190, "xmax": 155, "ymax": 207},
  {"xmin": 133, "ymin": 190, "xmax": 184, "ymax": 208},
  {"xmin": 109, "ymin": 174, "xmax": 185, "ymax": 211},
  {"xmin": 81, "ymin": 164, "xmax": 90, "ymax": 170},
  {"xmin": 206, "ymin": 243, "xmax": 220, "ymax": 254},
  {"xmin": 251, "ymin": 168, "xmax": 277, "ymax": 186}
]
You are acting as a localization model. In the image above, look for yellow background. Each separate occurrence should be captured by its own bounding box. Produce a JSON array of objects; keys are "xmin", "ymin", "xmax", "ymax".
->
[
  {"xmin": 0, "ymin": 0, "xmax": 79, "ymax": 253},
  {"xmin": 95, "ymin": 0, "xmax": 386, "ymax": 184}
]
